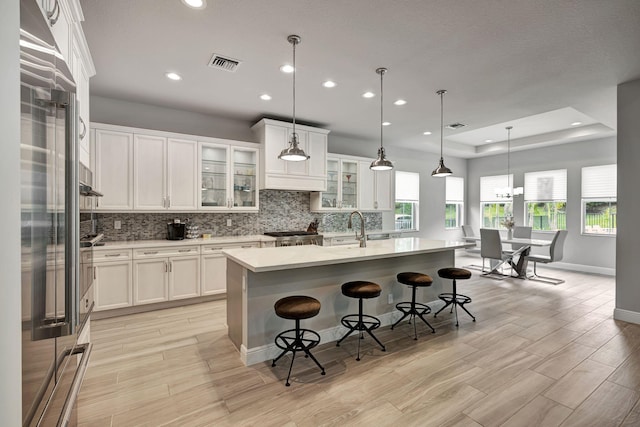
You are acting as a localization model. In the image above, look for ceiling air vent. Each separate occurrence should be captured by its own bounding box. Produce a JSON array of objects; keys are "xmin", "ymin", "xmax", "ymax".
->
[
  {"xmin": 446, "ymin": 122, "xmax": 466, "ymax": 130},
  {"xmin": 208, "ymin": 54, "xmax": 241, "ymax": 72}
]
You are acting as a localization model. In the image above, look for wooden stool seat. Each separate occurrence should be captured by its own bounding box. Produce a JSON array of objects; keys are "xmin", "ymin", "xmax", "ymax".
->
[{"xmin": 275, "ymin": 295, "xmax": 321, "ymax": 320}]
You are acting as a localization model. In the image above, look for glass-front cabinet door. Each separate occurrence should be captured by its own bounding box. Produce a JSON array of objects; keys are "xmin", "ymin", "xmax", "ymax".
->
[
  {"xmin": 340, "ymin": 159, "xmax": 358, "ymax": 209},
  {"xmin": 200, "ymin": 143, "xmax": 229, "ymax": 209},
  {"xmin": 231, "ymin": 148, "xmax": 258, "ymax": 210},
  {"xmin": 323, "ymin": 159, "xmax": 340, "ymax": 208}
]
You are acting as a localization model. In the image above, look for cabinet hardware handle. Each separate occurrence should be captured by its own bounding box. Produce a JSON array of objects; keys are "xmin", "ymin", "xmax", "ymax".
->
[
  {"xmin": 169, "ymin": 261, "xmax": 172, "ymax": 272},
  {"xmin": 164, "ymin": 262, "xmax": 168, "ymax": 272},
  {"xmin": 241, "ymin": 245, "xmax": 252, "ymax": 248},
  {"xmin": 162, "ymin": 197, "xmax": 166, "ymax": 208},
  {"xmin": 79, "ymin": 117, "xmax": 87, "ymax": 140},
  {"xmin": 211, "ymin": 247, "xmax": 222, "ymax": 250},
  {"xmin": 144, "ymin": 251, "xmax": 158, "ymax": 255},
  {"xmin": 47, "ymin": 0, "xmax": 61, "ymax": 25},
  {"xmin": 93, "ymin": 266, "xmax": 96, "ymax": 280},
  {"xmin": 104, "ymin": 253, "xmax": 121, "ymax": 257},
  {"xmin": 178, "ymin": 249, "xmax": 191, "ymax": 253},
  {"xmin": 167, "ymin": 197, "xmax": 171, "ymax": 208}
]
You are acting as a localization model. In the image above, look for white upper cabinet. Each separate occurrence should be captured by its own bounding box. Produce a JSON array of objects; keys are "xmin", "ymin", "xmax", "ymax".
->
[
  {"xmin": 92, "ymin": 123, "xmax": 257, "ymax": 212},
  {"xmin": 93, "ymin": 128, "xmax": 134, "ymax": 210},
  {"xmin": 252, "ymin": 118, "xmax": 328, "ymax": 191},
  {"xmin": 199, "ymin": 142, "xmax": 259, "ymax": 211},
  {"xmin": 310, "ymin": 156, "xmax": 359, "ymax": 211},
  {"xmin": 358, "ymin": 161, "xmax": 394, "ymax": 211}
]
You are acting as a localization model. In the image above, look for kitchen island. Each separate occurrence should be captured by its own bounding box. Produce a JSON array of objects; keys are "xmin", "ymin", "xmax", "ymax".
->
[{"xmin": 223, "ymin": 237, "xmax": 472, "ymax": 365}]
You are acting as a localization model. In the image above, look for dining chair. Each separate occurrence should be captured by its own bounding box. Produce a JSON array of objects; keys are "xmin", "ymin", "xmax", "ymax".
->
[
  {"xmin": 480, "ymin": 228, "xmax": 513, "ymax": 279},
  {"xmin": 503, "ymin": 226, "xmax": 532, "ymax": 256},
  {"xmin": 524, "ymin": 229, "xmax": 568, "ymax": 284}
]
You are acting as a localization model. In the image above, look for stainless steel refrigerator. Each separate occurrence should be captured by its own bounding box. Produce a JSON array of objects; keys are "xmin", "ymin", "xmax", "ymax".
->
[{"xmin": 20, "ymin": 0, "xmax": 92, "ymax": 425}]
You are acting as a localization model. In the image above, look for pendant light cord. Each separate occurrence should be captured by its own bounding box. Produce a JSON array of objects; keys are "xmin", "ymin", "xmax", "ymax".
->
[
  {"xmin": 292, "ymin": 39, "xmax": 296, "ymax": 139},
  {"xmin": 440, "ymin": 91, "xmax": 444, "ymax": 161},
  {"xmin": 506, "ymin": 126, "xmax": 512, "ymax": 189},
  {"xmin": 380, "ymin": 69, "xmax": 384, "ymax": 150}
]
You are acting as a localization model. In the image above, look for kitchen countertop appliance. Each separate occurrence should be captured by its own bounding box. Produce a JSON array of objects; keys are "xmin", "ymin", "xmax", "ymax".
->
[
  {"xmin": 167, "ymin": 221, "xmax": 186, "ymax": 240},
  {"xmin": 264, "ymin": 231, "xmax": 323, "ymax": 247},
  {"xmin": 20, "ymin": 1, "xmax": 92, "ymax": 425}
]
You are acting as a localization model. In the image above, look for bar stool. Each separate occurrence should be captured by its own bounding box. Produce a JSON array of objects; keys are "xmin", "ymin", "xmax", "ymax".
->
[
  {"xmin": 336, "ymin": 281, "xmax": 386, "ymax": 361},
  {"xmin": 272, "ymin": 295, "xmax": 326, "ymax": 386},
  {"xmin": 391, "ymin": 272, "xmax": 436, "ymax": 339},
  {"xmin": 434, "ymin": 268, "xmax": 475, "ymax": 327}
]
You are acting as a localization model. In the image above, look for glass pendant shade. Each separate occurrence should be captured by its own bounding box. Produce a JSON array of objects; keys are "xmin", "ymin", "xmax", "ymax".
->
[
  {"xmin": 370, "ymin": 67, "xmax": 393, "ymax": 170},
  {"xmin": 432, "ymin": 89, "xmax": 452, "ymax": 177},
  {"xmin": 278, "ymin": 34, "xmax": 309, "ymax": 162}
]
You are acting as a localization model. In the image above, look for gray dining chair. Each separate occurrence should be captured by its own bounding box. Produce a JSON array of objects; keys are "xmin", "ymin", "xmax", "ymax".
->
[
  {"xmin": 480, "ymin": 228, "xmax": 513, "ymax": 279},
  {"xmin": 524, "ymin": 229, "xmax": 568, "ymax": 284}
]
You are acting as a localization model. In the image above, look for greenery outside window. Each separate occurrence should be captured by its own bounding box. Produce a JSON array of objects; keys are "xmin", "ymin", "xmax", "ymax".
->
[
  {"xmin": 480, "ymin": 175, "xmax": 512, "ymax": 229},
  {"xmin": 445, "ymin": 176, "xmax": 464, "ymax": 229},
  {"xmin": 582, "ymin": 164, "xmax": 616, "ymax": 235},
  {"xmin": 524, "ymin": 169, "xmax": 567, "ymax": 231},
  {"xmin": 395, "ymin": 171, "xmax": 419, "ymax": 231}
]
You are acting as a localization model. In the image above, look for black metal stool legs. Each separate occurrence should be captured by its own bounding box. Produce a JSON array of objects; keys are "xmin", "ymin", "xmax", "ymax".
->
[
  {"xmin": 391, "ymin": 285, "xmax": 435, "ymax": 339},
  {"xmin": 336, "ymin": 298, "xmax": 386, "ymax": 361},
  {"xmin": 272, "ymin": 319, "xmax": 325, "ymax": 386},
  {"xmin": 433, "ymin": 279, "xmax": 475, "ymax": 327}
]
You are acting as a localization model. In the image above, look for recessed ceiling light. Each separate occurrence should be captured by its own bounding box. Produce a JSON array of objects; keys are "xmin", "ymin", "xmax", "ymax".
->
[
  {"xmin": 485, "ymin": 139, "xmax": 493, "ymax": 143},
  {"xmin": 362, "ymin": 92, "xmax": 375, "ymax": 98},
  {"xmin": 181, "ymin": 0, "xmax": 206, "ymax": 9},
  {"xmin": 571, "ymin": 121, "xmax": 582, "ymax": 126},
  {"xmin": 423, "ymin": 131, "xmax": 432, "ymax": 135},
  {"xmin": 322, "ymin": 80, "xmax": 336, "ymax": 88},
  {"xmin": 382, "ymin": 122, "xmax": 391, "ymax": 126},
  {"xmin": 260, "ymin": 94, "xmax": 272, "ymax": 101},
  {"xmin": 165, "ymin": 72, "xmax": 182, "ymax": 81},
  {"xmin": 280, "ymin": 64, "xmax": 294, "ymax": 73},
  {"xmin": 394, "ymin": 99, "xmax": 406, "ymax": 106}
]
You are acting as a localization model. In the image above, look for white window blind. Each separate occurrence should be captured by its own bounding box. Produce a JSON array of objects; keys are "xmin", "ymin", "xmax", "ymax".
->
[
  {"xmin": 524, "ymin": 169, "xmax": 567, "ymax": 201},
  {"xmin": 582, "ymin": 164, "xmax": 617, "ymax": 198},
  {"xmin": 480, "ymin": 175, "xmax": 511, "ymax": 202},
  {"xmin": 446, "ymin": 176, "xmax": 464, "ymax": 202},
  {"xmin": 395, "ymin": 171, "xmax": 419, "ymax": 201}
]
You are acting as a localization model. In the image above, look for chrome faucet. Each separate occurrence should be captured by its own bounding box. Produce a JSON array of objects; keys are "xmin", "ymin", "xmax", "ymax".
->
[{"xmin": 348, "ymin": 210, "xmax": 367, "ymax": 248}]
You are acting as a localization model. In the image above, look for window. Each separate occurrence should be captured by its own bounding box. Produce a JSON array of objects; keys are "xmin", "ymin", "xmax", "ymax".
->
[
  {"xmin": 445, "ymin": 176, "xmax": 464, "ymax": 229},
  {"xmin": 524, "ymin": 169, "xmax": 567, "ymax": 231},
  {"xmin": 480, "ymin": 175, "xmax": 513, "ymax": 228},
  {"xmin": 582, "ymin": 164, "xmax": 616, "ymax": 235},
  {"xmin": 395, "ymin": 171, "xmax": 419, "ymax": 231}
]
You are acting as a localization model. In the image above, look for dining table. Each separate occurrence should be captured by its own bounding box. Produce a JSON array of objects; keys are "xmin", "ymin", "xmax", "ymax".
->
[{"xmin": 463, "ymin": 235, "xmax": 552, "ymax": 279}]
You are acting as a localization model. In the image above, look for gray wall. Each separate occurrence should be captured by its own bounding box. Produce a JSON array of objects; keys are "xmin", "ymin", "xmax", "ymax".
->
[
  {"xmin": 467, "ymin": 136, "xmax": 617, "ymax": 272},
  {"xmin": 616, "ymin": 78, "xmax": 640, "ymax": 321},
  {"xmin": 1, "ymin": 0, "xmax": 22, "ymax": 424}
]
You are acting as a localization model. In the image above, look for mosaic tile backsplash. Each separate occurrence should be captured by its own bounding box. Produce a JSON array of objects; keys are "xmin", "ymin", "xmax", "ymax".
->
[{"xmin": 96, "ymin": 190, "xmax": 382, "ymax": 241}]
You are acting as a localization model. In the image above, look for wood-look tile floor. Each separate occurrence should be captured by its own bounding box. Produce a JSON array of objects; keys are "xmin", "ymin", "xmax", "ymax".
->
[{"xmin": 77, "ymin": 254, "xmax": 640, "ymax": 426}]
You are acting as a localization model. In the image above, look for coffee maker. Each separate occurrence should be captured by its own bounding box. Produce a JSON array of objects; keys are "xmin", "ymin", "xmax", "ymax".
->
[{"xmin": 167, "ymin": 221, "xmax": 186, "ymax": 240}]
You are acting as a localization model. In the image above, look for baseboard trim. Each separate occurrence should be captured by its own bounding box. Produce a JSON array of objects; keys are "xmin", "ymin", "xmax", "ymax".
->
[
  {"xmin": 614, "ymin": 308, "xmax": 640, "ymax": 325},
  {"xmin": 242, "ymin": 310, "xmax": 403, "ymax": 366}
]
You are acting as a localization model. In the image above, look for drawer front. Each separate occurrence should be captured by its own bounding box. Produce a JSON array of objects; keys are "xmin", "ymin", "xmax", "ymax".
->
[
  {"xmin": 202, "ymin": 242, "xmax": 260, "ymax": 254},
  {"xmin": 93, "ymin": 249, "xmax": 132, "ymax": 262},
  {"xmin": 133, "ymin": 246, "xmax": 200, "ymax": 259}
]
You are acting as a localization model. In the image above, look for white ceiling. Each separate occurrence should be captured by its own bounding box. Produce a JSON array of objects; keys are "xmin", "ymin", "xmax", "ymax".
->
[{"xmin": 79, "ymin": 0, "xmax": 640, "ymax": 158}]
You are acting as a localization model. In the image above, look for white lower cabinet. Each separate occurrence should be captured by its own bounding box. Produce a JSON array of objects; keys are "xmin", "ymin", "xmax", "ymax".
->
[
  {"xmin": 201, "ymin": 242, "xmax": 260, "ymax": 296},
  {"xmin": 93, "ymin": 249, "xmax": 133, "ymax": 311},
  {"xmin": 133, "ymin": 246, "xmax": 200, "ymax": 305}
]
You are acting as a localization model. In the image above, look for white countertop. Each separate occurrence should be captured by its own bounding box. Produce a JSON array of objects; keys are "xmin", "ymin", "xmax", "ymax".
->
[
  {"xmin": 223, "ymin": 237, "xmax": 473, "ymax": 272},
  {"xmin": 94, "ymin": 235, "xmax": 275, "ymax": 250}
]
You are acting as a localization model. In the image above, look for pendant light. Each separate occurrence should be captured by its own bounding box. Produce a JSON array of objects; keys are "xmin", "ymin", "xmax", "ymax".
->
[
  {"xmin": 370, "ymin": 67, "xmax": 394, "ymax": 170},
  {"xmin": 278, "ymin": 35, "xmax": 309, "ymax": 162},
  {"xmin": 496, "ymin": 126, "xmax": 523, "ymax": 198},
  {"xmin": 431, "ymin": 89, "xmax": 453, "ymax": 177}
]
